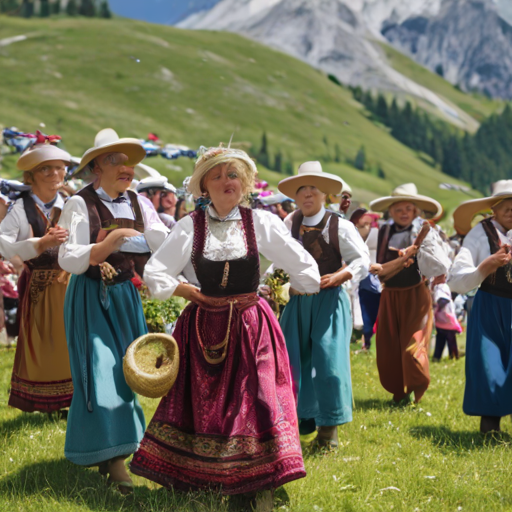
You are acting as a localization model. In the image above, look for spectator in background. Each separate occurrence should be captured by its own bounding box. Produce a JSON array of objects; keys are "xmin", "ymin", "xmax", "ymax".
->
[
  {"xmin": 136, "ymin": 176, "xmax": 177, "ymax": 229},
  {"xmin": 431, "ymin": 275, "xmax": 462, "ymax": 361}
]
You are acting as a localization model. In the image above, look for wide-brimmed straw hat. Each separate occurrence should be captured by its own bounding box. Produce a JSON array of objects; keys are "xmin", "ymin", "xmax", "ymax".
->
[
  {"xmin": 17, "ymin": 143, "xmax": 71, "ymax": 171},
  {"xmin": 187, "ymin": 145, "xmax": 257, "ymax": 197},
  {"xmin": 370, "ymin": 183, "xmax": 442, "ymax": 219},
  {"xmin": 278, "ymin": 161, "xmax": 343, "ymax": 198},
  {"xmin": 72, "ymin": 128, "xmax": 146, "ymax": 177},
  {"xmin": 453, "ymin": 180, "xmax": 512, "ymax": 235}
]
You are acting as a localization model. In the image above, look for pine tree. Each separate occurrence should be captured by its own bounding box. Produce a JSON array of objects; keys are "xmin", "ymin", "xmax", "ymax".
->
[
  {"xmin": 66, "ymin": 0, "xmax": 77, "ymax": 15},
  {"xmin": 257, "ymin": 132, "xmax": 270, "ymax": 169},
  {"xmin": 52, "ymin": 0, "xmax": 60, "ymax": 14},
  {"xmin": 0, "ymin": 0, "xmax": 19, "ymax": 13},
  {"xmin": 21, "ymin": 0, "xmax": 33, "ymax": 17},
  {"xmin": 274, "ymin": 150, "xmax": 283, "ymax": 174},
  {"xmin": 375, "ymin": 94, "xmax": 389, "ymax": 123},
  {"xmin": 99, "ymin": 0, "xmax": 111, "ymax": 18},
  {"xmin": 354, "ymin": 145, "xmax": 366, "ymax": 171},
  {"xmin": 79, "ymin": 0, "xmax": 96, "ymax": 17},
  {"xmin": 377, "ymin": 164, "xmax": 386, "ymax": 179},
  {"xmin": 334, "ymin": 143, "xmax": 341, "ymax": 163},
  {"xmin": 39, "ymin": 0, "xmax": 50, "ymax": 17},
  {"xmin": 284, "ymin": 160, "xmax": 294, "ymax": 176}
]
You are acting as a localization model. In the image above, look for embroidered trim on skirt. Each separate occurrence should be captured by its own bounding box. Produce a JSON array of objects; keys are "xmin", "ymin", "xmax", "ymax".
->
[
  {"xmin": 131, "ymin": 294, "xmax": 306, "ymax": 495},
  {"xmin": 8, "ymin": 268, "xmax": 73, "ymax": 413}
]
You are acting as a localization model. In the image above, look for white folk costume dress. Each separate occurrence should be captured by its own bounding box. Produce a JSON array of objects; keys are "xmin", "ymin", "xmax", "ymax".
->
[
  {"xmin": 0, "ymin": 192, "xmax": 73, "ymax": 412},
  {"xmin": 131, "ymin": 205, "xmax": 319, "ymax": 494},
  {"xmin": 376, "ymin": 217, "xmax": 451, "ymax": 402},
  {"xmin": 280, "ymin": 208, "xmax": 370, "ymax": 429},
  {"xmin": 449, "ymin": 219, "xmax": 512, "ymax": 417},
  {"xmin": 58, "ymin": 184, "xmax": 168, "ymax": 466}
]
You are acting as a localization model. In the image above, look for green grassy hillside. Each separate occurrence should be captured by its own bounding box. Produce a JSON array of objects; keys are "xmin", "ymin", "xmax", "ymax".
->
[{"xmin": 0, "ymin": 16, "xmax": 481, "ymax": 215}]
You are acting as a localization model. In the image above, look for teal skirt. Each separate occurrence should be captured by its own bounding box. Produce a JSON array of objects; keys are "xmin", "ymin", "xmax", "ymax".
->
[
  {"xmin": 280, "ymin": 287, "xmax": 353, "ymax": 426},
  {"xmin": 64, "ymin": 274, "xmax": 147, "ymax": 466}
]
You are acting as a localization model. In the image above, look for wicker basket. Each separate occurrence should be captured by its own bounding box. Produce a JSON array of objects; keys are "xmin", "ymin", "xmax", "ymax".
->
[{"xmin": 123, "ymin": 333, "xmax": 180, "ymax": 399}]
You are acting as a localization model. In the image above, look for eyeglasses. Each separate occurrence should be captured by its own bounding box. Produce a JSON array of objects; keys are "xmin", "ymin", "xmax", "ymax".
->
[
  {"xmin": 160, "ymin": 190, "xmax": 175, "ymax": 198},
  {"xmin": 35, "ymin": 165, "xmax": 66, "ymax": 176},
  {"xmin": 101, "ymin": 153, "xmax": 129, "ymax": 167},
  {"xmin": 341, "ymin": 194, "xmax": 351, "ymax": 200}
]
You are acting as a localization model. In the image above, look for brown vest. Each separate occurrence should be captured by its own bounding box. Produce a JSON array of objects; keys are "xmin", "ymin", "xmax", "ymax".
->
[
  {"xmin": 291, "ymin": 210, "xmax": 342, "ymax": 276},
  {"xmin": 377, "ymin": 222, "xmax": 422, "ymax": 289},
  {"xmin": 22, "ymin": 192, "xmax": 62, "ymax": 271},
  {"xmin": 480, "ymin": 217, "xmax": 512, "ymax": 298},
  {"xmin": 78, "ymin": 184, "xmax": 150, "ymax": 283}
]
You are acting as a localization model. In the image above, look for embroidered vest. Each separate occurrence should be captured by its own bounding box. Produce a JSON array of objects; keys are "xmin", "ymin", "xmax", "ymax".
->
[
  {"xmin": 480, "ymin": 217, "xmax": 512, "ymax": 298},
  {"xmin": 191, "ymin": 207, "xmax": 260, "ymax": 297},
  {"xmin": 22, "ymin": 192, "xmax": 62, "ymax": 271},
  {"xmin": 78, "ymin": 184, "xmax": 150, "ymax": 283},
  {"xmin": 291, "ymin": 210, "xmax": 342, "ymax": 277},
  {"xmin": 377, "ymin": 223, "xmax": 422, "ymax": 289}
]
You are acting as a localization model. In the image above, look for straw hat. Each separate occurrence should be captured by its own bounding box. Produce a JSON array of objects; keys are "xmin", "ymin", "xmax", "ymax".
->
[
  {"xmin": 370, "ymin": 183, "xmax": 442, "ymax": 218},
  {"xmin": 72, "ymin": 128, "xmax": 146, "ymax": 177},
  {"xmin": 453, "ymin": 180, "xmax": 512, "ymax": 235},
  {"xmin": 17, "ymin": 143, "xmax": 71, "ymax": 171},
  {"xmin": 123, "ymin": 333, "xmax": 180, "ymax": 399},
  {"xmin": 278, "ymin": 161, "xmax": 343, "ymax": 198},
  {"xmin": 187, "ymin": 146, "xmax": 257, "ymax": 197}
]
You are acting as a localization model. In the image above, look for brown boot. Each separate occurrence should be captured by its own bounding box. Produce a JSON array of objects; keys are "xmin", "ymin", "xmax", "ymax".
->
[
  {"xmin": 480, "ymin": 416, "xmax": 501, "ymax": 434},
  {"xmin": 316, "ymin": 425, "xmax": 339, "ymax": 449}
]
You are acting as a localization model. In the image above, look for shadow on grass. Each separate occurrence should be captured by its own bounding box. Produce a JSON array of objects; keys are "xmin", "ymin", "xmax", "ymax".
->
[
  {"xmin": 354, "ymin": 398, "xmax": 392, "ymax": 411},
  {"xmin": 0, "ymin": 411, "xmax": 60, "ymax": 435},
  {"xmin": 409, "ymin": 425, "xmax": 512, "ymax": 452},
  {"xmin": 0, "ymin": 459, "xmax": 230, "ymax": 511}
]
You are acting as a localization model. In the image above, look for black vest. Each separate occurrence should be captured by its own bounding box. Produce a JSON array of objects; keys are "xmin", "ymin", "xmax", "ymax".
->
[
  {"xmin": 480, "ymin": 217, "xmax": 512, "ymax": 298},
  {"xmin": 291, "ymin": 210, "xmax": 342, "ymax": 276},
  {"xmin": 377, "ymin": 222, "xmax": 422, "ymax": 289},
  {"xmin": 78, "ymin": 184, "xmax": 150, "ymax": 283}
]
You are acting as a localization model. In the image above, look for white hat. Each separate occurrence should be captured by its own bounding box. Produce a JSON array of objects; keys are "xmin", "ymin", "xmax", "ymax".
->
[
  {"xmin": 370, "ymin": 183, "xmax": 442, "ymax": 219},
  {"xmin": 73, "ymin": 128, "xmax": 146, "ymax": 177},
  {"xmin": 135, "ymin": 162, "xmax": 162, "ymax": 180},
  {"xmin": 453, "ymin": 180, "xmax": 512, "ymax": 235},
  {"xmin": 17, "ymin": 143, "xmax": 71, "ymax": 171},
  {"xmin": 136, "ymin": 175, "xmax": 176, "ymax": 194},
  {"xmin": 277, "ymin": 161, "xmax": 343, "ymax": 198}
]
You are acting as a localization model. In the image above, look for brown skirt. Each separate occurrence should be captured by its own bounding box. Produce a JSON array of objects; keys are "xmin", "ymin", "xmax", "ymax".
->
[{"xmin": 376, "ymin": 281, "xmax": 432, "ymax": 402}]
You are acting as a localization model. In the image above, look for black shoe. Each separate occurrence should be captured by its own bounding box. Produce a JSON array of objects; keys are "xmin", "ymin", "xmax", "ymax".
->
[{"xmin": 480, "ymin": 416, "xmax": 501, "ymax": 434}]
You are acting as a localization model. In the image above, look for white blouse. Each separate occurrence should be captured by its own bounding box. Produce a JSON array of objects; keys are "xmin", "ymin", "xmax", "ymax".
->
[
  {"xmin": 0, "ymin": 193, "xmax": 65, "ymax": 262},
  {"xmin": 144, "ymin": 207, "xmax": 321, "ymax": 300},
  {"xmin": 58, "ymin": 191, "xmax": 169, "ymax": 275},
  {"xmin": 448, "ymin": 220, "xmax": 507, "ymax": 294},
  {"xmin": 284, "ymin": 208, "xmax": 371, "ymax": 283}
]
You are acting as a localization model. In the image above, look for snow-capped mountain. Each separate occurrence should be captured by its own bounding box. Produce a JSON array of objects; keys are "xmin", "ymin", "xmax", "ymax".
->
[{"xmin": 179, "ymin": 0, "xmax": 512, "ymax": 100}]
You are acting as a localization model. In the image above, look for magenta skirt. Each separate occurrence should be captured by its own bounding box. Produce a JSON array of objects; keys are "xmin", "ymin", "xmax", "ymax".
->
[{"xmin": 130, "ymin": 294, "xmax": 306, "ymax": 495}]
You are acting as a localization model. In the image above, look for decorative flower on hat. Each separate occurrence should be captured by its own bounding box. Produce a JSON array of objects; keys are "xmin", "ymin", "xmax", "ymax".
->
[{"xmin": 19, "ymin": 130, "xmax": 62, "ymax": 146}]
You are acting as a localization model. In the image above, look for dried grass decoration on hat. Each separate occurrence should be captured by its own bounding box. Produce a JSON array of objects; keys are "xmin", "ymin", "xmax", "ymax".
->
[
  {"xmin": 187, "ymin": 145, "xmax": 258, "ymax": 199},
  {"xmin": 123, "ymin": 333, "xmax": 180, "ymax": 399},
  {"xmin": 16, "ymin": 130, "xmax": 71, "ymax": 172}
]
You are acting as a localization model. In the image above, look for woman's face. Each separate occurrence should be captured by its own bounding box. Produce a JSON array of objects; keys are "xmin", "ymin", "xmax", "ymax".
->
[
  {"xmin": 31, "ymin": 159, "xmax": 67, "ymax": 193},
  {"xmin": 493, "ymin": 199, "xmax": 512, "ymax": 232},
  {"xmin": 389, "ymin": 201, "xmax": 417, "ymax": 228},
  {"xmin": 203, "ymin": 163, "xmax": 243, "ymax": 211},
  {"xmin": 356, "ymin": 214, "xmax": 372, "ymax": 241}
]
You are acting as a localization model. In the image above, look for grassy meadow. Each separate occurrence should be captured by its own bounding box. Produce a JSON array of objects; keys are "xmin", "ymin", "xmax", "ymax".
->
[
  {"xmin": 2, "ymin": 334, "xmax": 512, "ymax": 512},
  {"xmin": 0, "ymin": 15, "xmax": 484, "ymax": 218}
]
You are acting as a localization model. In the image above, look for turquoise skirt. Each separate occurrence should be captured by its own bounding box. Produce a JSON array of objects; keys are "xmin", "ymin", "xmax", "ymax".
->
[
  {"xmin": 280, "ymin": 287, "xmax": 353, "ymax": 426},
  {"xmin": 64, "ymin": 274, "xmax": 147, "ymax": 466}
]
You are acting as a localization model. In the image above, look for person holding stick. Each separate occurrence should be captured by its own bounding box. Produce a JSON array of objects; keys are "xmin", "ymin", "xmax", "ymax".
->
[{"xmin": 370, "ymin": 184, "xmax": 451, "ymax": 404}]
